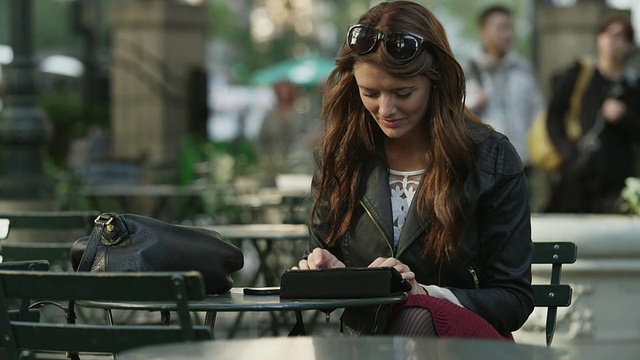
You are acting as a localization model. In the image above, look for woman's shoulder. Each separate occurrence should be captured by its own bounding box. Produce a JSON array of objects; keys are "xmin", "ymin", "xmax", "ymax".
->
[
  {"xmin": 475, "ymin": 130, "xmax": 524, "ymax": 177},
  {"xmin": 464, "ymin": 120, "xmax": 523, "ymax": 176}
]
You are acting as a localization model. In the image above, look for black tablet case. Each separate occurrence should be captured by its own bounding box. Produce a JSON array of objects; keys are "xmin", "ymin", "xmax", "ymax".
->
[{"xmin": 279, "ymin": 267, "xmax": 411, "ymax": 299}]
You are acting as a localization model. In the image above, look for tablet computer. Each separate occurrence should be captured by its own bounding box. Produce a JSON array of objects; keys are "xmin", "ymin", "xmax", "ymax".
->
[{"xmin": 280, "ymin": 267, "xmax": 411, "ymax": 299}]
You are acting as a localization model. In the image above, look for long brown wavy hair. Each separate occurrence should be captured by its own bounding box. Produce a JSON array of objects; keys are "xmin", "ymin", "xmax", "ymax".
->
[{"xmin": 313, "ymin": 1, "xmax": 487, "ymax": 263}]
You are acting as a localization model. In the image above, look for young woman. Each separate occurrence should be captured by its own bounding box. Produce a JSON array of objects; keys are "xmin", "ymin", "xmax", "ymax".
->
[{"xmin": 294, "ymin": 1, "xmax": 533, "ymax": 339}]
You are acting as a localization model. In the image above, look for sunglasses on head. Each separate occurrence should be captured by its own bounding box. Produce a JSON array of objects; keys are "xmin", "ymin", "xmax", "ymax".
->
[{"xmin": 347, "ymin": 24, "xmax": 425, "ymax": 62}]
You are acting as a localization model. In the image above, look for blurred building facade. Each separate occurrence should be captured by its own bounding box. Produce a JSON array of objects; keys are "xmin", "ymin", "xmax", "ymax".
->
[
  {"xmin": 108, "ymin": 0, "xmax": 208, "ymax": 182},
  {"xmin": 535, "ymin": 2, "xmax": 633, "ymax": 99}
]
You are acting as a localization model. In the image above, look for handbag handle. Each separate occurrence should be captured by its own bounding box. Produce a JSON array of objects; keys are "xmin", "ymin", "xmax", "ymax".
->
[
  {"xmin": 76, "ymin": 214, "xmax": 112, "ymax": 272},
  {"xmin": 67, "ymin": 214, "xmax": 115, "ymax": 360}
]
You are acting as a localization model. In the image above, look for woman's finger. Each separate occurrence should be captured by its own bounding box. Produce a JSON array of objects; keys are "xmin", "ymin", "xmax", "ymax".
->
[
  {"xmin": 400, "ymin": 270, "xmax": 416, "ymax": 281},
  {"xmin": 368, "ymin": 257, "xmax": 390, "ymax": 268},
  {"xmin": 307, "ymin": 253, "xmax": 319, "ymax": 269}
]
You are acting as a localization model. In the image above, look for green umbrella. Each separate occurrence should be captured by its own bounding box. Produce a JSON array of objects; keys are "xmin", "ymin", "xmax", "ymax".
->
[{"xmin": 250, "ymin": 55, "xmax": 336, "ymax": 87}]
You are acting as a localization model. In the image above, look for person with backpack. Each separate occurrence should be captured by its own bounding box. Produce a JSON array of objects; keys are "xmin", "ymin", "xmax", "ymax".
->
[{"xmin": 545, "ymin": 15, "xmax": 640, "ymax": 213}]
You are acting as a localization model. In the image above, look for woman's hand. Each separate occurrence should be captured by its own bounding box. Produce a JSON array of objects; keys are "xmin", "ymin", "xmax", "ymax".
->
[
  {"xmin": 602, "ymin": 98, "xmax": 626, "ymax": 124},
  {"xmin": 292, "ymin": 247, "xmax": 345, "ymax": 270},
  {"xmin": 369, "ymin": 257, "xmax": 427, "ymax": 296}
]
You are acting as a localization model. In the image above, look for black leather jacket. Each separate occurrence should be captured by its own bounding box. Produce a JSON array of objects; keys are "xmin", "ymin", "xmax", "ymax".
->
[{"xmin": 306, "ymin": 127, "xmax": 534, "ymax": 336}]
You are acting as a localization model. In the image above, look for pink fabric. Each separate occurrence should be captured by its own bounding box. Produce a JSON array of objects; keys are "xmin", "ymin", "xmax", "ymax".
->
[{"xmin": 391, "ymin": 294, "xmax": 513, "ymax": 341}]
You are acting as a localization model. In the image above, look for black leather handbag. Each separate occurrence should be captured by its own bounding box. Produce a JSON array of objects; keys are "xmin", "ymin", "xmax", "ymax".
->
[{"xmin": 70, "ymin": 212, "xmax": 244, "ymax": 294}]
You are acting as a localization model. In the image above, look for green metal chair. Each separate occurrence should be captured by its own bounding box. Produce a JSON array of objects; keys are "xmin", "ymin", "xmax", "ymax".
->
[
  {"xmin": 0, "ymin": 270, "xmax": 212, "ymax": 360},
  {"xmin": 0, "ymin": 211, "xmax": 97, "ymax": 233},
  {"xmin": 531, "ymin": 242, "xmax": 577, "ymax": 346},
  {"xmin": 0, "ymin": 211, "xmax": 98, "ymax": 270},
  {"xmin": 0, "ymin": 260, "xmax": 50, "ymax": 272},
  {"xmin": 0, "ymin": 259, "xmax": 50, "ymax": 321},
  {"xmin": 0, "ymin": 260, "xmax": 51, "ymax": 360}
]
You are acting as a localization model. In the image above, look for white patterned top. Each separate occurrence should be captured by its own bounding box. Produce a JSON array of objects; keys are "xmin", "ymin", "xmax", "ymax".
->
[
  {"xmin": 389, "ymin": 169, "xmax": 425, "ymax": 250},
  {"xmin": 389, "ymin": 168, "xmax": 463, "ymax": 307}
]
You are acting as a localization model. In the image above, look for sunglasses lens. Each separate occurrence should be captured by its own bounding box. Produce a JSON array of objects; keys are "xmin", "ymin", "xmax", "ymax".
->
[
  {"xmin": 348, "ymin": 26, "xmax": 377, "ymax": 54},
  {"xmin": 385, "ymin": 34, "xmax": 420, "ymax": 61}
]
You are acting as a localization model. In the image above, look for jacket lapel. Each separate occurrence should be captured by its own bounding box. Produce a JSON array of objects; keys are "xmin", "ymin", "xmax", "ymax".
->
[
  {"xmin": 360, "ymin": 163, "xmax": 394, "ymax": 248},
  {"xmin": 395, "ymin": 173, "xmax": 429, "ymax": 257},
  {"xmin": 359, "ymin": 162, "xmax": 430, "ymax": 256}
]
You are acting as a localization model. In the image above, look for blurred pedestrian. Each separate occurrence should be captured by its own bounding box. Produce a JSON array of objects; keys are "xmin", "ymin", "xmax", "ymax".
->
[
  {"xmin": 257, "ymin": 80, "xmax": 319, "ymax": 181},
  {"xmin": 465, "ymin": 5, "xmax": 545, "ymax": 178},
  {"xmin": 545, "ymin": 15, "xmax": 640, "ymax": 213}
]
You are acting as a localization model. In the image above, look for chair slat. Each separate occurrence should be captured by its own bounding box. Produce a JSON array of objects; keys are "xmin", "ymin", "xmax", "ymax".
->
[
  {"xmin": 1, "ymin": 243, "xmax": 72, "ymax": 263},
  {"xmin": 0, "ymin": 260, "xmax": 50, "ymax": 271},
  {"xmin": 532, "ymin": 284, "xmax": 572, "ymax": 307},
  {"xmin": 0, "ymin": 271, "xmax": 206, "ymax": 302},
  {"xmin": 532, "ymin": 242, "xmax": 577, "ymax": 264},
  {"xmin": 0, "ymin": 211, "xmax": 98, "ymax": 231}
]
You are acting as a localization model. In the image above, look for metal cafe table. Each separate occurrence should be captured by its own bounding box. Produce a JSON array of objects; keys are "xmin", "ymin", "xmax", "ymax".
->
[
  {"xmin": 118, "ymin": 336, "xmax": 570, "ymax": 360},
  {"xmin": 209, "ymin": 223, "xmax": 310, "ymax": 336},
  {"xmin": 209, "ymin": 224, "xmax": 309, "ymax": 287},
  {"xmin": 79, "ymin": 184, "xmax": 207, "ymax": 221},
  {"xmin": 77, "ymin": 287, "xmax": 407, "ymax": 337}
]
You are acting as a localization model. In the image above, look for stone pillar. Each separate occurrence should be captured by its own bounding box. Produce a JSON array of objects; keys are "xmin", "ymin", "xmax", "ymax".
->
[
  {"xmin": 108, "ymin": 0, "xmax": 207, "ymax": 183},
  {"xmin": 0, "ymin": 0, "xmax": 55, "ymax": 211},
  {"xmin": 515, "ymin": 214, "xmax": 640, "ymax": 354},
  {"xmin": 534, "ymin": 3, "xmax": 630, "ymax": 99}
]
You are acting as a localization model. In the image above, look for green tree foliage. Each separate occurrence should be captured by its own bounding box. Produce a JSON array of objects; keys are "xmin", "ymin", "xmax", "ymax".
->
[
  {"xmin": 0, "ymin": 0, "xmax": 80, "ymax": 52},
  {"xmin": 207, "ymin": 0, "xmax": 530, "ymax": 84},
  {"xmin": 208, "ymin": 1, "xmax": 237, "ymax": 38},
  {"xmin": 39, "ymin": 90, "xmax": 84, "ymax": 167},
  {"xmin": 34, "ymin": 0, "xmax": 81, "ymax": 52}
]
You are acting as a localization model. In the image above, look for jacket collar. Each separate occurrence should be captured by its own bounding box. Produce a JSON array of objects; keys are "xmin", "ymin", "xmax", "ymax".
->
[
  {"xmin": 360, "ymin": 159, "xmax": 430, "ymax": 257},
  {"xmin": 360, "ymin": 162, "xmax": 394, "ymax": 245},
  {"xmin": 395, "ymin": 173, "xmax": 430, "ymax": 256},
  {"xmin": 359, "ymin": 121, "xmax": 488, "ymax": 257}
]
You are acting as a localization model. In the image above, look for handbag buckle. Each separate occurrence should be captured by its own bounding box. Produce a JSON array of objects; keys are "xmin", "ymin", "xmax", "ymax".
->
[{"xmin": 94, "ymin": 214, "xmax": 115, "ymax": 233}]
